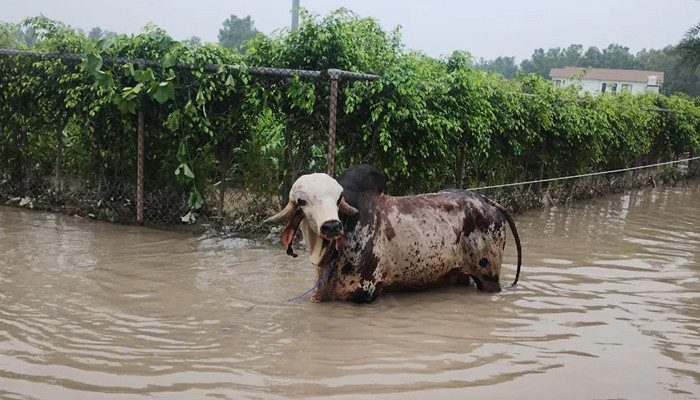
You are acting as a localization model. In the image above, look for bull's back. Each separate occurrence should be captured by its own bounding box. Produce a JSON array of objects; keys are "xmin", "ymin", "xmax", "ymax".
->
[{"xmin": 373, "ymin": 191, "xmax": 505, "ymax": 289}]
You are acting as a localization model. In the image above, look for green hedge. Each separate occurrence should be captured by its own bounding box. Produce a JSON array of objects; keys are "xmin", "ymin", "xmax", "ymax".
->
[{"xmin": 1, "ymin": 11, "xmax": 699, "ymax": 223}]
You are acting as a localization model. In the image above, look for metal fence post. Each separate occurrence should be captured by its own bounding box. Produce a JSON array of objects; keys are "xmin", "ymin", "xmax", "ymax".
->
[
  {"xmin": 137, "ymin": 108, "xmax": 144, "ymax": 224},
  {"xmin": 327, "ymin": 69, "xmax": 340, "ymax": 177},
  {"xmin": 136, "ymin": 59, "xmax": 145, "ymax": 225}
]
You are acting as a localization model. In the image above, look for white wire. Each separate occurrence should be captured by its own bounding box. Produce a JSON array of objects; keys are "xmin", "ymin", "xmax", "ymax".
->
[{"xmin": 468, "ymin": 155, "xmax": 700, "ymax": 191}]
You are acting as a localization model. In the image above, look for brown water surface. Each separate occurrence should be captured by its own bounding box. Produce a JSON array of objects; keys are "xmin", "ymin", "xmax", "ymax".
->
[{"xmin": 1, "ymin": 183, "xmax": 699, "ymax": 399}]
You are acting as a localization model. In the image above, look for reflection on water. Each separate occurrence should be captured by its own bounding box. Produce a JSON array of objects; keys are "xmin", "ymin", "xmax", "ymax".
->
[{"xmin": 1, "ymin": 182, "xmax": 699, "ymax": 399}]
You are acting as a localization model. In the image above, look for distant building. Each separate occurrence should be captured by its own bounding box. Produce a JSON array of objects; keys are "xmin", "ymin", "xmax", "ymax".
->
[{"xmin": 549, "ymin": 66, "xmax": 664, "ymax": 95}]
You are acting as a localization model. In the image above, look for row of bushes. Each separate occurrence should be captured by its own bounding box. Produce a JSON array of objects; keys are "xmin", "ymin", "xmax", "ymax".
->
[{"xmin": 1, "ymin": 11, "xmax": 699, "ymax": 226}]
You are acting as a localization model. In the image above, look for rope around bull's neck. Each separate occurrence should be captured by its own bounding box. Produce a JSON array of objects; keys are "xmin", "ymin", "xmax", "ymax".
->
[{"xmin": 284, "ymin": 256, "xmax": 337, "ymax": 302}]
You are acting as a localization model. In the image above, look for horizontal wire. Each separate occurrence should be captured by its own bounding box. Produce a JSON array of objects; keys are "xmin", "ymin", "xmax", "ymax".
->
[{"xmin": 468, "ymin": 156, "xmax": 700, "ymax": 191}]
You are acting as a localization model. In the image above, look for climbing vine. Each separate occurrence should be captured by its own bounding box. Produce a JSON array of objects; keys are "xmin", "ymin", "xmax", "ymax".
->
[{"xmin": 1, "ymin": 11, "xmax": 699, "ymax": 225}]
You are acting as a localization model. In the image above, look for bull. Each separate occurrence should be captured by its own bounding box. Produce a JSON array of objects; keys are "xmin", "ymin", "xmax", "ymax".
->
[{"xmin": 264, "ymin": 165, "xmax": 522, "ymax": 303}]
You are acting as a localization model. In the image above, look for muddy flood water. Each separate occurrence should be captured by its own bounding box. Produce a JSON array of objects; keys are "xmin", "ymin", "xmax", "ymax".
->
[{"xmin": 1, "ymin": 182, "xmax": 699, "ymax": 400}]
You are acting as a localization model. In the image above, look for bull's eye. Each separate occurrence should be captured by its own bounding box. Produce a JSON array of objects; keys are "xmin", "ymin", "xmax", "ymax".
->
[
  {"xmin": 297, "ymin": 199, "xmax": 307, "ymax": 206},
  {"xmin": 337, "ymin": 196, "xmax": 342, "ymax": 206}
]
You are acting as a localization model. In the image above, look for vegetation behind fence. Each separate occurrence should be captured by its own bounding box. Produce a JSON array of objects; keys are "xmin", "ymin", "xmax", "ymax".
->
[{"xmin": 1, "ymin": 11, "xmax": 699, "ymax": 231}]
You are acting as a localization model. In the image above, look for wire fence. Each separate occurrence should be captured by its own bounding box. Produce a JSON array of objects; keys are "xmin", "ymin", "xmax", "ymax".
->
[
  {"xmin": 0, "ymin": 48, "xmax": 378, "ymax": 230},
  {"xmin": 1, "ymin": 48, "xmax": 698, "ymax": 232}
]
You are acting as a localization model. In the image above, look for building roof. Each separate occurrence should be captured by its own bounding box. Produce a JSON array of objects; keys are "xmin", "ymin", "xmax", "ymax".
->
[{"xmin": 549, "ymin": 66, "xmax": 664, "ymax": 85}]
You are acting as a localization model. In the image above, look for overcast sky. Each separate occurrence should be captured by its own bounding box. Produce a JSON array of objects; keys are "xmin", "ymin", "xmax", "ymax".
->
[{"xmin": 2, "ymin": 0, "xmax": 699, "ymax": 62}]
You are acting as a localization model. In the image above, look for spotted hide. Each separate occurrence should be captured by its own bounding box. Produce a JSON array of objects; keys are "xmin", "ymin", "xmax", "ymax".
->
[{"xmin": 264, "ymin": 165, "xmax": 522, "ymax": 303}]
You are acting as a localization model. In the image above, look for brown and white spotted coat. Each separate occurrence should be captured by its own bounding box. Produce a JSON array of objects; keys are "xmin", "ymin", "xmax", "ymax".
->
[{"xmin": 264, "ymin": 165, "xmax": 521, "ymax": 303}]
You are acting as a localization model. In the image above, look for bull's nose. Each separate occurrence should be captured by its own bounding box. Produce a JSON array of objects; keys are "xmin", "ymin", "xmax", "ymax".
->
[{"xmin": 320, "ymin": 220, "xmax": 343, "ymax": 237}]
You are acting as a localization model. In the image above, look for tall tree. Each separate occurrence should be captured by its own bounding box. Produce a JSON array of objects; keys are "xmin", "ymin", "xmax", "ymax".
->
[
  {"xmin": 520, "ymin": 45, "xmax": 580, "ymax": 76},
  {"xmin": 600, "ymin": 43, "xmax": 634, "ymax": 69},
  {"xmin": 218, "ymin": 14, "xmax": 260, "ymax": 51},
  {"xmin": 87, "ymin": 26, "xmax": 116, "ymax": 41},
  {"xmin": 446, "ymin": 50, "xmax": 472, "ymax": 72},
  {"xmin": 0, "ymin": 23, "xmax": 32, "ymax": 49},
  {"xmin": 521, "ymin": 43, "xmax": 653, "ymax": 78},
  {"xmin": 87, "ymin": 27, "xmax": 102, "ymax": 41},
  {"xmin": 21, "ymin": 26, "xmax": 36, "ymax": 47},
  {"xmin": 520, "ymin": 48, "xmax": 550, "ymax": 77},
  {"xmin": 561, "ymin": 44, "xmax": 584, "ymax": 66},
  {"xmin": 636, "ymin": 46, "xmax": 700, "ymax": 96},
  {"xmin": 676, "ymin": 22, "xmax": 700, "ymax": 70},
  {"xmin": 582, "ymin": 46, "xmax": 603, "ymax": 67},
  {"xmin": 182, "ymin": 36, "xmax": 202, "ymax": 47},
  {"xmin": 635, "ymin": 47, "xmax": 673, "ymax": 71},
  {"xmin": 476, "ymin": 56, "xmax": 518, "ymax": 79}
]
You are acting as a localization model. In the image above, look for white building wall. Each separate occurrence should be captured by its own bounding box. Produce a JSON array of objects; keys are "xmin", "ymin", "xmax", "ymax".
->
[{"xmin": 553, "ymin": 78, "xmax": 659, "ymax": 95}]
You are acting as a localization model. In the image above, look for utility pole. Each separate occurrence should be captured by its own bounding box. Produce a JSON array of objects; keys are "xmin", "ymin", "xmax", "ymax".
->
[{"xmin": 292, "ymin": 0, "xmax": 300, "ymax": 31}]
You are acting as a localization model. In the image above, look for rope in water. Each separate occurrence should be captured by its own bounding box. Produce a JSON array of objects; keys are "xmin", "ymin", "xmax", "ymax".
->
[
  {"xmin": 223, "ymin": 258, "xmax": 337, "ymax": 330},
  {"xmin": 284, "ymin": 258, "xmax": 337, "ymax": 302},
  {"xmin": 467, "ymin": 156, "xmax": 700, "ymax": 191}
]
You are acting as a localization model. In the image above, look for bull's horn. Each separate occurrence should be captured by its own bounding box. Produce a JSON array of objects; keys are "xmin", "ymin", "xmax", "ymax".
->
[
  {"xmin": 339, "ymin": 199, "xmax": 359, "ymax": 216},
  {"xmin": 263, "ymin": 201, "xmax": 297, "ymax": 224}
]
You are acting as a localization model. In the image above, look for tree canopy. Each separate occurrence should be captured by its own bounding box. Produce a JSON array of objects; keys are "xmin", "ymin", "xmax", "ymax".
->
[
  {"xmin": 676, "ymin": 22, "xmax": 700, "ymax": 71},
  {"xmin": 87, "ymin": 26, "xmax": 117, "ymax": 41},
  {"xmin": 218, "ymin": 14, "xmax": 260, "ymax": 51}
]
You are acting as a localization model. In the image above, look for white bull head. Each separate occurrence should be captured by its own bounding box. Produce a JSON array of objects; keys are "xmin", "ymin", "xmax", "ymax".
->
[{"xmin": 264, "ymin": 173, "xmax": 358, "ymax": 265}]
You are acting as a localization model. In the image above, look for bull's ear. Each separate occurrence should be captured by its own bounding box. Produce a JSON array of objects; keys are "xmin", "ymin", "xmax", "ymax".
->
[
  {"xmin": 339, "ymin": 199, "xmax": 358, "ymax": 216},
  {"xmin": 263, "ymin": 201, "xmax": 298, "ymax": 224}
]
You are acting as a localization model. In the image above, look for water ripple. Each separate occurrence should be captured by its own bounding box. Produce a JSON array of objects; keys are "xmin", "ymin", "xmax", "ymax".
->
[{"xmin": 1, "ymin": 182, "xmax": 699, "ymax": 399}]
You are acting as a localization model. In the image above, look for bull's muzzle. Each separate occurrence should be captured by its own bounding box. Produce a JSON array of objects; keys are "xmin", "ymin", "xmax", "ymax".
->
[{"xmin": 320, "ymin": 220, "xmax": 343, "ymax": 238}]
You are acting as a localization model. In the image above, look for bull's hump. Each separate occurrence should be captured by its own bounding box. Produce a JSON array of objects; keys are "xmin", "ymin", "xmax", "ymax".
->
[
  {"xmin": 381, "ymin": 193, "xmax": 463, "ymax": 215},
  {"xmin": 337, "ymin": 165, "xmax": 387, "ymax": 196}
]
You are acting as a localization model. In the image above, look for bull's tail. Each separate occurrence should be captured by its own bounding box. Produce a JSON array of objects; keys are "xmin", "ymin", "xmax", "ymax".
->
[{"xmin": 485, "ymin": 198, "xmax": 522, "ymax": 287}]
